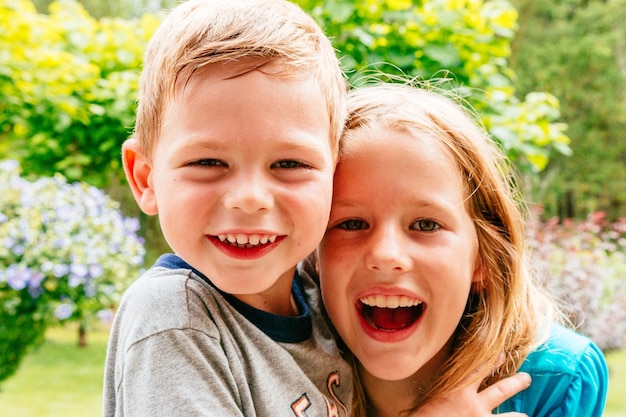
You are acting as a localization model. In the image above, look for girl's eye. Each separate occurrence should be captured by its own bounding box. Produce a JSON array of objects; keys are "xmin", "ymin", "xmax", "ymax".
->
[
  {"xmin": 273, "ymin": 160, "xmax": 309, "ymax": 169},
  {"xmin": 337, "ymin": 219, "xmax": 368, "ymax": 231},
  {"xmin": 189, "ymin": 159, "xmax": 225, "ymax": 167},
  {"xmin": 412, "ymin": 219, "xmax": 440, "ymax": 232}
]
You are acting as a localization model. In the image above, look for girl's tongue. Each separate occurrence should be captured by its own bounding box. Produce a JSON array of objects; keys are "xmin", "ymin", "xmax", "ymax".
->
[{"xmin": 362, "ymin": 303, "xmax": 424, "ymax": 331}]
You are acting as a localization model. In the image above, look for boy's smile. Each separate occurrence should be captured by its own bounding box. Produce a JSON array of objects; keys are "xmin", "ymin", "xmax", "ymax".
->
[
  {"xmin": 123, "ymin": 61, "xmax": 334, "ymax": 315},
  {"xmin": 210, "ymin": 234, "xmax": 284, "ymax": 259},
  {"xmin": 216, "ymin": 233, "xmax": 279, "ymax": 247}
]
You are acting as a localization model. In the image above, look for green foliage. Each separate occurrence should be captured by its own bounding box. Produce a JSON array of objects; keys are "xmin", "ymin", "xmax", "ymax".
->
[
  {"xmin": 298, "ymin": 0, "xmax": 571, "ymax": 173},
  {"xmin": 0, "ymin": 0, "xmax": 160, "ymax": 187},
  {"xmin": 0, "ymin": 160, "xmax": 145, "ymax": 384},
  {"xmin": 0, "ymin": 294, "xmax": 46, "ymax": 385},
  {"xmin": 1, "ymin": 0, "xmax": 572, "ymax": 188},
  {"xmin": 511, "ymin": 0, "xmax": 626, "ymax": 219}
]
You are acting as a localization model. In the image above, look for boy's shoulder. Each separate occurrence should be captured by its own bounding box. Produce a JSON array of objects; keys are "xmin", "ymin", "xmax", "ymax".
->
[{"xmin": 113, "ymin": 258, "xmax": 224, "ymax": 340}]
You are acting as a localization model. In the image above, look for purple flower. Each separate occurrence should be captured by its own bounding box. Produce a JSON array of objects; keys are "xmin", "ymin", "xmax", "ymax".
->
[
  {"xmin": 55, "ymin": 304, "xmax": 73, "ymax": 320},
  {"xmin": 97, "ymin": 309, "xmax": 114, "ymax": 323},
  {"xmin": 52, "ymin": 263, "xmax": 70, "ymax": 278},
  {"xmin": 5, "ymin": 265, "xmax": 28, "ymax": 290},
  {"xmin": 89, "ymin": 264, "xmax": 103, "ymax": 279},
  {"xmin": 70, "ymin": 263, "xmax": 89, "ymax": 277}
]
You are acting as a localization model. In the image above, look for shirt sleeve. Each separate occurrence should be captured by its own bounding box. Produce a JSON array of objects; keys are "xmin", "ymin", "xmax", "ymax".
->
[
  {"xmin": 118, "ymin": 327, "xmax": 248, "ymax": 416},
  {"xmin": 555, "ymin": 340, "xmax": 608, "ymax": 417},
  {"xmin": 496, "ymin": 323, "xmax": 609, "ymax": 417}
]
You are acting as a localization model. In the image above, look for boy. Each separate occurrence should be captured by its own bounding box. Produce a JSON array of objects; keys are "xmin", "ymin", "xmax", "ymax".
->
[{"xmin": 102, "ymin": 0, "xmax": 351, "ymax": 416}]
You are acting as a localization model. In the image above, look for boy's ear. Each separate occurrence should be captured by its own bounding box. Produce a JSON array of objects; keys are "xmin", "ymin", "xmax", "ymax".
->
[{"xmin": 122, "ymin": 138, "xmax": 158, "ymax": 216}]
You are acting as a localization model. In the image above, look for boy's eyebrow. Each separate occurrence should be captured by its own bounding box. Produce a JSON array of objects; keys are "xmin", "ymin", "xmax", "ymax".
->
[{"xmin": 179, "ymin": 136, "xmax": 330, "ymax": 153}]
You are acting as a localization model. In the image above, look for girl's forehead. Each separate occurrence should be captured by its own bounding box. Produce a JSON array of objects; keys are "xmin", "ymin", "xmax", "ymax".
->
[{"xmin": 343, "ymin": 122, "xmax": 451, "ymax": 160}]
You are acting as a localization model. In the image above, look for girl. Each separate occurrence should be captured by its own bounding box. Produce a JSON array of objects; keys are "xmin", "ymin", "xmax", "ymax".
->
[{"xmin": 317, "ymin": 83, "xmax": 608, "ymax": 416}]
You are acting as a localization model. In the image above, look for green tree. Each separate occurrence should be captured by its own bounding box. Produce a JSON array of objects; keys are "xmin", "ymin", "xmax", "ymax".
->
[
  {"xmin": 298, "ymin": 0, "xmax": 571, "ymax": 174},
  {"xmin": 0, "ymin": 0, "xmax": 159, "ymax": 187},
  {"xmin": 511, "ymin": 0, "xmax": 626, "ymax": 219},
  {"xmin": 0, "ymin": 0, "xmax": 578, "ymax": 265},
  {"xmin": 32, "ymin": 0, "xmax": 177, "ymax": 18},
  {"xmin": 2, "ymin": 0, "xmax": 572, "ymax": 187}
]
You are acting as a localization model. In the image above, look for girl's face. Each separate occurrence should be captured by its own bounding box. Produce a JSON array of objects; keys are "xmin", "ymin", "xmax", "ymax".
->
[{"xmin": 319, "ymin": 123, "xmax": 483, "ymax": 383}]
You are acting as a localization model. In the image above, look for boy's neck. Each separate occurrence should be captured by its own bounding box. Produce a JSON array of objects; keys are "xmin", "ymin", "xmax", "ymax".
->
[{"xmin": 233, "ymin": 285, "xmax": 299, "ymax": 316}]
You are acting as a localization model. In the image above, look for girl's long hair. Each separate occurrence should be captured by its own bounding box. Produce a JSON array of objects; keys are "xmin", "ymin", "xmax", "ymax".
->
[{"xmin": 343, "ymin": 81, "xmax": 556, "ymax": 416}]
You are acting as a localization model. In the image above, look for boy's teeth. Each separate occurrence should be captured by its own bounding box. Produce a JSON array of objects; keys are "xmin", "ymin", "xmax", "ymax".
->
[
  {"xmin": 360, "ymin": 295, "xmax": 422, "ymax": 308},
  {"xmin": 217, "ymin": 234, "xmax": 277, "ymax": 246}
]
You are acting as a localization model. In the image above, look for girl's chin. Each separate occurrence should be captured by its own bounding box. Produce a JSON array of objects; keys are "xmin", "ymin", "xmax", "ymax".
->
[{"xmin": 356, "ymin": 357, "xmax": 423, "ymax": 382}]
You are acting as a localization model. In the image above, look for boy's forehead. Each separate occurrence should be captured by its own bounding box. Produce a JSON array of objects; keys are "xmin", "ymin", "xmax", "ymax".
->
[{"xmin": 174, "ymin": 58, "xmax": 304, "ymax": 96}]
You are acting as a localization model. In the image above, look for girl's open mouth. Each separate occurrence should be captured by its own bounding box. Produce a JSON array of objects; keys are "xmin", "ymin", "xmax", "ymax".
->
[{"xmin": 359, "ymin": 295, "xmax": 424, "ymax": 331}]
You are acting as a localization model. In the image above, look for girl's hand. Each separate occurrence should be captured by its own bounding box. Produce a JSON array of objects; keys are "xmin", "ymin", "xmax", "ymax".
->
[{"xmin": 413, "ymin": 371, "xmax": 531, "ymax": 416}]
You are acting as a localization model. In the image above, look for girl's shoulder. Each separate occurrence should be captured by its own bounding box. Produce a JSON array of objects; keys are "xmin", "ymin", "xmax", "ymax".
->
[
  {"xmin": 527, "ymin": 322, "xmax": 605, "ymax": 373},
  {"xmin": 498, "ymin": 322, "xmax": 608, "ymax": 416}
]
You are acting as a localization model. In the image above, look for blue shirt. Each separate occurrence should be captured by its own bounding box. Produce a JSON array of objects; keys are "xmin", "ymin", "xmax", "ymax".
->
[{"xmin": 497, "ymin": 323, "xmax": 608, "ymax": 416}]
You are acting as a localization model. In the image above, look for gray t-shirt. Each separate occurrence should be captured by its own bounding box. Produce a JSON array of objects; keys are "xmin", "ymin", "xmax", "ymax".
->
[{"xmin": 103, "ymin": 254, "xmax": 352, "ymax": 416}]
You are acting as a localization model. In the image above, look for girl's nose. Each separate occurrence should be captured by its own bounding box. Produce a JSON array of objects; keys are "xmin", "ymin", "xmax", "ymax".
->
[{"xmin": 364, "ymin": 224, "xmax": 412, "ymax": 272}]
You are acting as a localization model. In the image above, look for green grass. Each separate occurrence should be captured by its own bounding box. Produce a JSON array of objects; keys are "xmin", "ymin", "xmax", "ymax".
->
[
  {"xmin": 605, "ymin": 349, "xmax": 626, "ymax": 417},
  {"xmin": 0, "ymin": 324, "xmax": 108, "ymax": 417},
  {"xmin": 1, "ymin": 325, "xmax": 625, "ymax": 416}
]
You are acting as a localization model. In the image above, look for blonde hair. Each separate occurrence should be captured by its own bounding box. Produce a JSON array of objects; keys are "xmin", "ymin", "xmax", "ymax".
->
[
  {"xmin": 134, "ymin": 0, "xmax": 346, "ymax": 158},
  {"xmin": 343, "ymin": 82, "xmax": 554, "ymax": 416}
]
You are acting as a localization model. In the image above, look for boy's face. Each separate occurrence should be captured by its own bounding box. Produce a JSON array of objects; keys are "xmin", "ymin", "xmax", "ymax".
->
[{"xmin": 124, "ymin": 62, "xmax": 334, "ymax": 314}]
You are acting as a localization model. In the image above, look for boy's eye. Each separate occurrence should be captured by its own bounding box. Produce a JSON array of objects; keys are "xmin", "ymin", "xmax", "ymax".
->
[
  {"xmin": 272, "ymin": 160, "xmax": 309, "ymax": 169},
  {"xmin": 411, "ymin": 219, "xmax": 440, "ymax": 232},
  {"xmin": 337, "ymin": 219, "xmax": 368, "ymax": 231},
  {"xmin": 188, "ymin": 159, "xmax": 226, "ymax": 167}
]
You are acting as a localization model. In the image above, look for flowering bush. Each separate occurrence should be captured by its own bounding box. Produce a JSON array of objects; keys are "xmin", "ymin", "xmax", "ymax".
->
[
  {"xmin": 0, "ymin": 159, "xmax": 145, "ymax": 383},
  {"xmin": 529, "ymin": 210, "xmax": 626, "ymax": 351}
]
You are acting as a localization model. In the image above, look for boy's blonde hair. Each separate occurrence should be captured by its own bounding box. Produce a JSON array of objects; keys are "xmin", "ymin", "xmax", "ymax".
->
[
  {"xmin": 134, "ymin": 0, "xmax": 346, "ymax": 158},
  {"xmin": 342, "ymin": 83, "xmax": 554, "ymax": 415}
]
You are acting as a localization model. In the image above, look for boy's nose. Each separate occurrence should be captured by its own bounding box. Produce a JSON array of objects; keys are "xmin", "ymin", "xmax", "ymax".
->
[
  {"xmin": 222, "ymin": 175, "xmax": 275, "ymax": 213},
  {"xmin": 364, "ymin": 225, "xmax": 412, "ymax": 272}
]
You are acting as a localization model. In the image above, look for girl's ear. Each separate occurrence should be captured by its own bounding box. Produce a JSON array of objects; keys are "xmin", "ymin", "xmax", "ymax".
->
[
  {"xmin": 122, "ymin": 138, "xmax": 158, "ymax": 216},
  {"xmin": 471, "ymin": 252, "xmax": 486, "ymax": 293}
]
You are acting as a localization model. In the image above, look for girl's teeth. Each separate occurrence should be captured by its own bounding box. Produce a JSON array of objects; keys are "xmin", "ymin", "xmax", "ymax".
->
[{"xmin": 360, "ymin": 294, "xmax": 422, "ymax": 308}]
